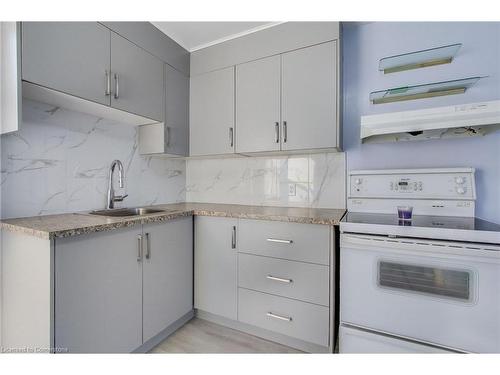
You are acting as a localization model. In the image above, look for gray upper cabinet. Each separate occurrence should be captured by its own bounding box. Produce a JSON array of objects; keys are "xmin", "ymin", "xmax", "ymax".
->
[
  {"xmin": 281, "ymin": 41, "xmax": 338, "ymax": 151},
  {"xmin": 55, "ymin": 227, "xmax": 143, "ymax": 353},
  {"xmin": 190, "ymin": 67, "xmax": 235, "ymax": 156},
  {"xmin": 235, "ymin": 55, "xmax": 281, "ymax": 153},
  {"xmin": 110, "ymin": 32, "xmax": 164, "ymax": 121},
  {"xmin": 138, "ymin": 64, "xmax": 189, "ymax": 156},
  {"xmin": 142, "ymin": 217, "xmax": 193, "ymax": 342},
  {"xmin": 21, "ymin": 22, "xmax": 168, "ymax": 126},
  {"xmin": 194, "ymin": 216, "xmax": 238, "ymax": 320},
  {"xmin": 165, "ymin": 64, "xmax": 189, "ymax": 156},
  {"xmin": 22, "ymin": 22, "xmax": 111, "ymax": 106}
]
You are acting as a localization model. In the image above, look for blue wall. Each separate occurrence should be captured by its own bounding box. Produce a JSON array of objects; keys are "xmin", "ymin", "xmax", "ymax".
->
[{"xmin": 342, "ymin": 22, "xmax": 500, "ymax": 223}]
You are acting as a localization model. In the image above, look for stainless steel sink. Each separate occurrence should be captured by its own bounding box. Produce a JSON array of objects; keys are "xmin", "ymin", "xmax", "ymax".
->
[{"xmin": 89, "ymin": 207, "xmax": 170, "ymax": 217}]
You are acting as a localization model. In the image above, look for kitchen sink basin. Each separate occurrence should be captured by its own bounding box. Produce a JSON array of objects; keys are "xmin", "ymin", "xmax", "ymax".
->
[{"xmin": 89, "ymin": 207, "xmax": 171, "ymax": 217}]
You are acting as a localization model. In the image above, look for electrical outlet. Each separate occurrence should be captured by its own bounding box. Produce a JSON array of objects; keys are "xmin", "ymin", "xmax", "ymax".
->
[{"xmin": 288, "ymin": 183, "xmax": 297, "ymax": 196}]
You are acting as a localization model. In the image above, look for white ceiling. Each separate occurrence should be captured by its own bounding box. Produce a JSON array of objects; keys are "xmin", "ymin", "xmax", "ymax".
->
[{"xmin": 152, "ymin": 22, "xmax": 283, "ymax": 52}]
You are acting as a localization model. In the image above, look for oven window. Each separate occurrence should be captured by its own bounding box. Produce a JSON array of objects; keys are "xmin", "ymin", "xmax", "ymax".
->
[{"xmin": 378, "ymin": 261, "xmax": 471, "ymax": 301}]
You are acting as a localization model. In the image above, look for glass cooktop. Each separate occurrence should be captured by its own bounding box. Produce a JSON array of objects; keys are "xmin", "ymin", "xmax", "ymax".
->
[{"xmin": 342, "ymin": 212, "xmax": 500, "ymax": 233}]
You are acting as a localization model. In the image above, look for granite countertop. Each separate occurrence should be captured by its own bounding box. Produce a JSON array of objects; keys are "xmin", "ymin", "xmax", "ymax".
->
[{"xmin": 0, "ymin": 202, "xmax": 346, "ymax": 240}]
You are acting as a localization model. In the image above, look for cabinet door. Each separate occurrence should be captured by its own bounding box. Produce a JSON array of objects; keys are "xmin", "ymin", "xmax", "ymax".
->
[
  {"xmin": 110, "ymin": 32, "xmax": 164, "ymax": 121},
  {"xmin": 22, "ymin": 22, "xmax": 111, "ymax": 105},
  {"xmin": 194, "ymin": 216, "xmax": 238, "ymax": 320},
  {"xmin": 165, "ymin": 64, "xmax": 190, "ymax": 156},
  {"xmin": 281, "ymin": 41, "xmax": 338, "ymax": 151},
  {"xmin": 142, "ymin": 217, "xmax": 193, "ymax": 342},
  {"xmin": 236, "ymin": 55, "xmax": 281, "ymax": 153},
  {"xmin": 55, "ymin": 227, "xmax": 142, "ymax": 353},
  {"xmin": 190, "ymin": 67, "xmax": 235, "ymax": 156}
]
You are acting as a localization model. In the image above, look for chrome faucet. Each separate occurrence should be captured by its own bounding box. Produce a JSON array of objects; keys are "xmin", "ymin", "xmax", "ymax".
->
[{"xmin": 107, "ymin": 160, "xmax": 128, "ymax": 209}]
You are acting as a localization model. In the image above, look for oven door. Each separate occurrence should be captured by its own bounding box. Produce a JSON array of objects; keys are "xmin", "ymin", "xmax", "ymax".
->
[{"xmin": 340, "ymin": 233, "xmax": 500, "ymax": 353}]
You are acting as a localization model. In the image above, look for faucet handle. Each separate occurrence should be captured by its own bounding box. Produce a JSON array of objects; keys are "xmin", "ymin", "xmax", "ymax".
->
[{"xmin": 114, "ymin": 194, "xmax": 128, "ymax": 202}]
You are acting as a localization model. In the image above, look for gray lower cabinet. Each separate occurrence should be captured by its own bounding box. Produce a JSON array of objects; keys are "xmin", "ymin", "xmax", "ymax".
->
[
  {"xmin": 142, "ymin": 218, "xmax": 193, "ymax": 342},
  {"xmin": 235, "ymin": 55, "xmax": 281, "ymax": 153},
  {"xmin": 194, "ymin": 216, "xmax": 238, "ymax": 320},
  {"xmin": 22, "ymin": 22, "xmax": 111, "ymax": 106},
  {"xmin": 237, "ymin": 219, "xmax": 332, "ymax": 349},
  {"xmin": 55, "ymin": 217, "xmax": 193, "ymax": 353},
  {"xmin": 110, "ymin": 32, "xmax": 165, "ymax": 121},
  {"xmin": 55, "ymin": 226, "xmax": 143, "ymax": 353},
  {"xmin": 190, "ymin": 67, "xmax": 235, "ymax": 156},
  {"xmin": 194, "ymin": 217, "xmax": 333, "ymax": 351},
  {"xmin": 281, "ymin": 41, "xmax": 339, "ymax": 151}
]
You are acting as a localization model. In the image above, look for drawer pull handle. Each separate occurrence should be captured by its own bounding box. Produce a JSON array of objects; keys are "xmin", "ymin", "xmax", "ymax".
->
[
  {"xmin": 266, "ymin": 238, "xmax": 293, "ymax": 244},
  {"xmin": 266, "ymin": 275, "xmax": 293, "ymax": 284},
  {"xmin": 266, "ymin": 312, "xmax": 292, "ymax": 322}
]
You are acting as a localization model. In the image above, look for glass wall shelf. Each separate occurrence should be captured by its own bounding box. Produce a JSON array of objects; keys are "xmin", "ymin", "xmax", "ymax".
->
[
  {"xmin": 370, "ymin": 77, "xmax": 483, "ymax": 105},
  {"xmin": 379, "ymin": 43, "xmax": 462, "ymax": 74}
]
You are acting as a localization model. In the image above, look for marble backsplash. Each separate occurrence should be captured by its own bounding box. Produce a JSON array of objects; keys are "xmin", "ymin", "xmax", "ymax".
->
[
  {"xmin": 1, "ymin": 100, "xmax": 345, "ymax": 219},
  {"xmin": 0, "ymin": 100, "xmax": 186, "ymax": 219},
  {"xmin": 186, "ymin": 152, "xmax": 346, "ymax": 209}
]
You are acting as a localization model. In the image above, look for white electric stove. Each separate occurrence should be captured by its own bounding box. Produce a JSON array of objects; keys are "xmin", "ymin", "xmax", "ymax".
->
[{"xmin": 339, "ymin": 168, "xmax": 500, "ymax": 353}]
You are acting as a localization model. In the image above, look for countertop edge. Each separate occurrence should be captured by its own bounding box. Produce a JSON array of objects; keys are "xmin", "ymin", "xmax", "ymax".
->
[
  {"xmin": 193, "ymin": 209, "xmax": 342, "ymax": 225},
  {"xmin": 1, "ymin": 206, "xmax": 345, "ymax": 240}
]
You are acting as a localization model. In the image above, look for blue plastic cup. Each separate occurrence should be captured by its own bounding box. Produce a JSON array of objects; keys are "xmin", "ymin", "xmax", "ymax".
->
[{"xmin": 397, "ymin": 206, "xmax": 413, "ymax": 220}]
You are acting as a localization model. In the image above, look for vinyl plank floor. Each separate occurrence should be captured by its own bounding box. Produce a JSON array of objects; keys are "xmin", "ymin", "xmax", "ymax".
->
[{"xmin": 150, "ymin": 318, "xmax": 302, "ymax": 353}]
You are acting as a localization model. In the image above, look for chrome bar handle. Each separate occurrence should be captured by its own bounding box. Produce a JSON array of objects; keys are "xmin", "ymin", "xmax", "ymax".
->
[
  {"xmin": 231, "ymin": 225, "xmax": 236, "ymax": 249},
  {"xmin": 266, "ymin": 312, "xmax": 292, "ymax": 322},
  {"xmin": 229, "ymin": 127, "xmax": 234, "ymax": 148},
  {"xmin": 145, "ymin": 232, "xmax": 151, "ymax": 259},
  {"xmin": 137, "ymin": 235, "xmax": 143, "ymax": 262},
  {"xmin": 275, "ymin": 122, "xmax": 280, "ymax": 143},
  {"xmin": 266, "ymin": 275, "xmax": 293, "ymax": 284},
  {"xmin": 114, "ymin": 73, "xmax": 119, "ymax": 99},
  {"xmin": 283, "ymin": 121, "xmax": 288, "ymax": 143},
  {"xmin": 105, "ymin": 70, "xmax": 111, "ymax": 96},
  {"xmin": 266, "ymin": 238, "xmax": 293, "ymax": 244}
]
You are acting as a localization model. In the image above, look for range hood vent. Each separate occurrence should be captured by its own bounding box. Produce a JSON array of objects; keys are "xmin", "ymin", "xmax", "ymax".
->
[{"xmin": 361, "ymin": 100, "xmax": 500, "ymax": 144}]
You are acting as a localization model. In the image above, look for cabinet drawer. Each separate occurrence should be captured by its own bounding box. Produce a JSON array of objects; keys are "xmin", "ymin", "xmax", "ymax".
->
[
  {"xmin": 238, "ymin": 219, "xmax": 330, "ymax": 265},
  {"xmin": 238, "ymin": 288, "xmax": 329, "ymax": 347},
  {"xmin": 238, "ymin": 253, "xmax": 329, "ymax": 306}
]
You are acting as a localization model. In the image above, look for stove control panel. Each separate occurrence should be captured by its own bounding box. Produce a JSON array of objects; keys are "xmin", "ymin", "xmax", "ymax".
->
[
  {"xmin": 389, "ymin": 178, "xmax": 423, "ymax": 192},
  {"xmin": 349, "ymin": 168, "xmax": 475, "ymax": 200}
]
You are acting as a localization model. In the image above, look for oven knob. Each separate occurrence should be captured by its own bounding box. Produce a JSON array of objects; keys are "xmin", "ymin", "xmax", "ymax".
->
[
  {"xmin": 456, "ymin": 187, "xmax": 466, "ymax": 195},
  {"xmin": 455, "ymin": 177, "xmax": 465, "ymax": 185}
]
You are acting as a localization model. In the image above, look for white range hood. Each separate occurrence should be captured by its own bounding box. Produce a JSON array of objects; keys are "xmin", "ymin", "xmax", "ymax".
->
[{"xmin": 360, "ymin": 100, "xmax": 500, "ymax": 143}]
